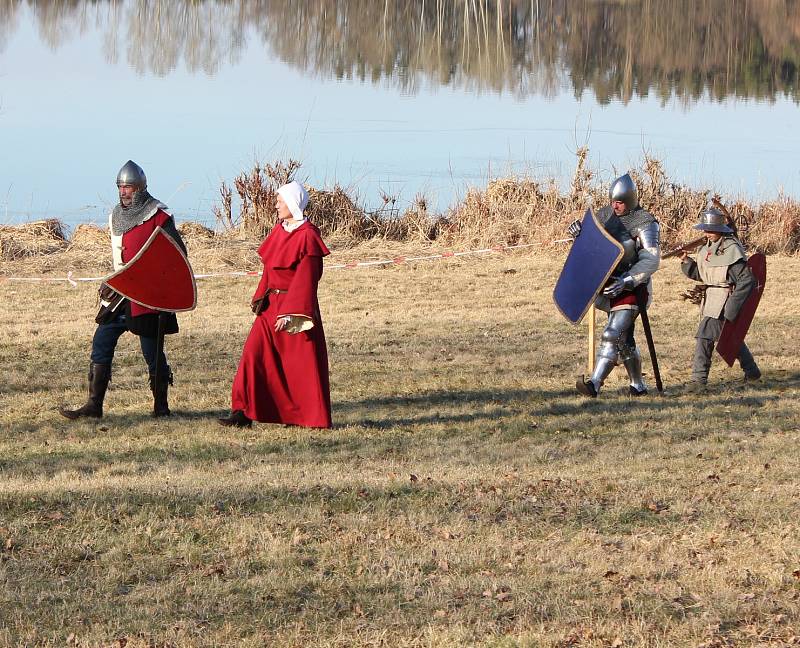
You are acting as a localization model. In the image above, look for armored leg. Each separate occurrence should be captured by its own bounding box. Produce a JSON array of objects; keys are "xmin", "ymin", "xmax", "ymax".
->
[
  {"xmin": 59, "ymin": 363, "xmax": 112, "ymax": 420},
  {"xmin": 618, "ymin": 320, "xmax": 647, "ymax": 395},
  {"xmin": 620, "ymin": 347, "xmax": 648, "ymax": 395},
  {"xmin": 738, "ymin": 343, "xmax": 761, "ymax": 381},
  {"xmin": 691, "ymin": 337, "xmax": 714, "ymax": 384},
  {"xmin": 578, "ymin": 309, "xmax": 636, "ymax": 397}
]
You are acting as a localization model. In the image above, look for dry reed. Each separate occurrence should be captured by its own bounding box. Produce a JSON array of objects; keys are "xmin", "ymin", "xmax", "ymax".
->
[
  {"xmin": 0, "ymin": 219, "xmax": 67, "ymax": 261},
  {"xmin": 3, "ymin": 153, "xmax": 800, "ymax": 278}
]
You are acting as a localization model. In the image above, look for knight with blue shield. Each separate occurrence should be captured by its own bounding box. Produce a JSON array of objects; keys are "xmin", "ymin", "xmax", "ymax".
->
[{"xmin": 572, "ymin": 173, "xmax": 662, "ymax": 397}]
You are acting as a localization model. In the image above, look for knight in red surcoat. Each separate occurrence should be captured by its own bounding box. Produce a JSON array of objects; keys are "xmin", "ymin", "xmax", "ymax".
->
[{"xmin": 59, "ymin": 160, "xmax": 187, "ymax": 420}]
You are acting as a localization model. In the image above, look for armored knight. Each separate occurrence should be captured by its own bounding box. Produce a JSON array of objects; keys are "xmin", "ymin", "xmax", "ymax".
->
[
  {"xmin": 573, "ymin": 173, "xmax": 662, "ymax": 397},
  {"xmin": 59, "ymin": 161, "xmax": 187, "ymax": 420},
  {"xmin": 680, "ymin": 208, "xmax": 761, "ymax": 388}
]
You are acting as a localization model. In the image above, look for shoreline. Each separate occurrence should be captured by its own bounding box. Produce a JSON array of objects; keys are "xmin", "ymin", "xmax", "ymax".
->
[{"xmin": 2, "ymin": 156, "xmax": 799, "ymax": 275}]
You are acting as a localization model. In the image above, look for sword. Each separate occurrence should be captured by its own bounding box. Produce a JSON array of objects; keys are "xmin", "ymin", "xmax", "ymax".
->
[{"xmin": 634, "ymin": 285, "xmax": 663, "ymax": 393}]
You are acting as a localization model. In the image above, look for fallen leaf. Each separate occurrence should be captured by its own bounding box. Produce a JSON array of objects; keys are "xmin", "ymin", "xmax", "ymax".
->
[
  {"xmin": 603, "ymin": 570, "xmax": 619, "ymax": 579},
  {"xmin": 611, "ymin": 639, "xmax": 623, "ymax": 647},
  {"xmin": 433, "ymin": 609, "xmax": 447, "ymax": 618},
  {"xmin": 495, "ymin": 591, "xmax": 512, "ymax": 602},
  {"xmin": 410, "ymin": 474, "xmax": 418, "ymax": 483}
]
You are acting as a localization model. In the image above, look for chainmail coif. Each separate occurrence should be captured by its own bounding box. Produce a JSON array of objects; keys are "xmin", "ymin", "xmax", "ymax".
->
[{"xmin": 110, "ymin": 190, "xmax": 168, "ymax": 236}]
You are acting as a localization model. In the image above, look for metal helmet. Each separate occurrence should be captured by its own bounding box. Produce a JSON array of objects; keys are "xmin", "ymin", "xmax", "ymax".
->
[
  {"xmin": 608, "ymin": 173, "xmax": 638, "ymax": 212},
  {"xmin": 116, "ymin": 160, "xmax": 147, "ymax": 191},
  {"xmin": 694, "ymin": 207, "xmax": 732, "ymax": 233}
]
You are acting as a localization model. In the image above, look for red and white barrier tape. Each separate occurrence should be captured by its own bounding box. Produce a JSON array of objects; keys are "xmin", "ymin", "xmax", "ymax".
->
[{"xmin": 0, "ymin": 240, "xmax": 571, "ymax": 285}]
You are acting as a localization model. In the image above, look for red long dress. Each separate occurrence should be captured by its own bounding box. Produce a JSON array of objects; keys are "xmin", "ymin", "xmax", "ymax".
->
[{"xmin": 230, "ymin": 221, "xmax": 332, "ymax": 428}]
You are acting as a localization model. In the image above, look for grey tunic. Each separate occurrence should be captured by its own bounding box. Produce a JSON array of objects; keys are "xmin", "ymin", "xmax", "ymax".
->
[{"xmin": 681, "ymin": 245, "xmax": 755, "ymax": 339}]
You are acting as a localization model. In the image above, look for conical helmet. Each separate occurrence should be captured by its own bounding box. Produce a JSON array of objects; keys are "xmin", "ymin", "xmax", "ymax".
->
[
  {"xmin": 116, "ymin": 160, "xmax": 147, "ymax": 190},
  {"xmin": 694, "ymin": 207, "xmax": 732, "ymax": 233},
  {"xmin": 608, "ymin": 173, "xmax": 638, "ymax": 212}
]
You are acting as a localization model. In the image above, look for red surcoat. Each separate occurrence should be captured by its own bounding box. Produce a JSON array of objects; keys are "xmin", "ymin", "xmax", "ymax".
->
[{"xmin": 231, "ymin": 221, "xmax": 332, "ymax": 428}]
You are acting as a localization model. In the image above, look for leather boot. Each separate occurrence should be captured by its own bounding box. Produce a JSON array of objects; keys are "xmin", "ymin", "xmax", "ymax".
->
[
  {"xmin": 218, "ymin": 410, "xmax": 252, "ymax": 428},
  {"xmin": 149, "ymin": 367, "xmax": 173, "ymax": 418},
  {"xmin": 59, "ymin": 363, "xmax": 111, "ymax": 420}
]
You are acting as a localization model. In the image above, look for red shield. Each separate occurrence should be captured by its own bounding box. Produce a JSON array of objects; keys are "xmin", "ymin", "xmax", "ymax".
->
[
  {"xmin": 103, "ymin": 227, "xmax": 197, "ymax": 312},
  {"xmin": 717, "ymin": 253, "xmax": 766, "ymax": 367}
]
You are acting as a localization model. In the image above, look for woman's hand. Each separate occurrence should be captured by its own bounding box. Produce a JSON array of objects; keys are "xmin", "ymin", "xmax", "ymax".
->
[{"xmin": 274, "ymin": 315, "xmax": 291, "ymax": 332}]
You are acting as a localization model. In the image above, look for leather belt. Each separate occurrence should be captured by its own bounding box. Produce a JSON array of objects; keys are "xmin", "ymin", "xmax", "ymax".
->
[{"xmin": 266, "ymin": 288, "xmax": 288, "ymax": 295}]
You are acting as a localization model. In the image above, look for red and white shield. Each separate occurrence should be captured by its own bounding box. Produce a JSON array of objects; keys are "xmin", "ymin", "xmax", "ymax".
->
[{"xmin": 103, "ymin": 227, "xmax": 197, "ymax": 312}]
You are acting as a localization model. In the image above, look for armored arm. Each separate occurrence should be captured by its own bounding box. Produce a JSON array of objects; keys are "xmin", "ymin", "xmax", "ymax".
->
[
  {"xmin": 620, "ymin": 221, "xmax": 661, "ymax": 289},
  {"xmin": 723, "ymin": 260, "xmax": 755, "ymax": 321}
]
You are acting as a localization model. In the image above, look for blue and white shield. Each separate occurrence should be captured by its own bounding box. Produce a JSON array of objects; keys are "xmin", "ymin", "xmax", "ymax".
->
[{"xmin": 553, "ymin": 209, "xmax": 625, "ymax": 324}]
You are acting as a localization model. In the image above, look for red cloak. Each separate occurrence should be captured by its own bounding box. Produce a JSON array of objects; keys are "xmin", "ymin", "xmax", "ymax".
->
[{"xmin": 231, "ymin": 221, "xmax": 332, "ymax": 428}]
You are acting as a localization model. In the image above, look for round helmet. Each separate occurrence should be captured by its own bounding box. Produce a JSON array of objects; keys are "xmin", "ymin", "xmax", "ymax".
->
[
  {"xmin": 116, "ymin": 160, "xmax": 147, "ymax": 191},
  {"xmin": 608, "ymin": 173, "xmax": 638, "ymax": 212},
  {"xmin": 694, "ymin": 207, "xmax": 732, "ymax": 233}
]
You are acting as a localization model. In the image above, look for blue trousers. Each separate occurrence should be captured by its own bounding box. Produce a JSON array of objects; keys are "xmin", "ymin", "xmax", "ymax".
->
[{"xmin": 90, "ymin": 310, "xmax": 167, "ymax": 375}]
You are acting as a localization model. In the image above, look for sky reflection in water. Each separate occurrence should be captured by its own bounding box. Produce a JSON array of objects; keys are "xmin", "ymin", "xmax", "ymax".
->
[{"xmin": 0, "ymin": 0, "xmax": 799, "ymax": 227}]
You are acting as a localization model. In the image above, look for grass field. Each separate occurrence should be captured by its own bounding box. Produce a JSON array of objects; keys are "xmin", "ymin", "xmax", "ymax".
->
[{"xmin": 1, "ymin": 248, "xmax": 799, "ymax": 647}]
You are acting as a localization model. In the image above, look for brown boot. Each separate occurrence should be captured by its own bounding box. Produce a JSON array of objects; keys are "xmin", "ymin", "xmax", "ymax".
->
[
  {"xmin": 59, "ymin": 363, "xmax": 111, "ymax": 420},
  {"xmin": 149, "ymin": 367, "xmax": 173, "ymax": 418}
]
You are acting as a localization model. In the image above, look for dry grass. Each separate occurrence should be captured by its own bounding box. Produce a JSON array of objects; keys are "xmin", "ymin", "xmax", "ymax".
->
[
  {"xmin": 205, "ymin": 154, "xmax": 800, "ymax": 255},
  {"xmin": 1, "ymin": 242, "xmax": 799, "ymax": 647},
  {"xmin": 0, "ymin": 219, "xmax": 68, "ymax": 261}
]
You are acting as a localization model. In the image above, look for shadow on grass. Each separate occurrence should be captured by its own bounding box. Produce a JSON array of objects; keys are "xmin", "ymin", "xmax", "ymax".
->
[{"xmin": 0, "ymin": 477, "xmax": 682, "ymax": 539}]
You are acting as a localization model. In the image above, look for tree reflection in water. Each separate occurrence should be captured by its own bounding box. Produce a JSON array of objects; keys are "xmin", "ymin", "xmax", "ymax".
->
[{"xmin": 3, "ymin": 0, "xmax": 799, "ymax": 103}]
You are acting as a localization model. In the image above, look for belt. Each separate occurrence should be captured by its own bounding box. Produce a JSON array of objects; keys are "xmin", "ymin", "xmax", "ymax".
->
[{"xmin": 266, "ymin": 288, "xmax": 288, "ymax": 295}]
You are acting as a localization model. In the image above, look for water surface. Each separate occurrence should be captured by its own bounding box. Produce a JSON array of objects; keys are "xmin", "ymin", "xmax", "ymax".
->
[{"xmin": 1, "ymin": 0, "xmax": 799, "ymax": 228}]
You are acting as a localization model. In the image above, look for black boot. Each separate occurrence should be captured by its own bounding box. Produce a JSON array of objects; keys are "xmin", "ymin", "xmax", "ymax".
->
[
  {"xmin": 576, "ymin": 376, "xmax": 598, "ymax": 398},
  {"xmin": 149, "ymin": 367, "xmax": 173, "ymax": 418},
  {"xmin": 59, "ymin": 363, "xmax": 111, "ymax": 420},
  {"xmin": 218, "ymin": 410, "xmax": 252, "ymax": 428}
]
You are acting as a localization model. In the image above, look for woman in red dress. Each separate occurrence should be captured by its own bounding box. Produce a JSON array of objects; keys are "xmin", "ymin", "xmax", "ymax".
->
[{"xmin": 219, "ymin": 181, "xmax": 332, "ymax": 428}]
